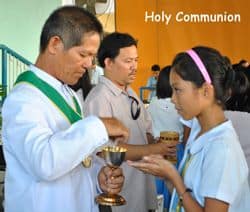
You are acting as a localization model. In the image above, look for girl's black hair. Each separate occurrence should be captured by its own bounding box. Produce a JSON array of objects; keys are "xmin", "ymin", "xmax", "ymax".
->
[
  {"xmin": 171, "ymin": 46, "xmax": 248, "ymax": 108},
  {"xmin": 156, "ymin": 66, "xmax": 172, "ymax": 98},
  {"xmin": 226, "ymin": 67, "xmax": 250, "ymax": 112},
  {"xmin": 70, "ymin": 71, "xmax": 92, "ymax": 100}
]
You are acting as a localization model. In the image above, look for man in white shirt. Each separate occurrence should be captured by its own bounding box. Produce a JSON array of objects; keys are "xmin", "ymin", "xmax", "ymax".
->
[{"xmin": 1, "ymin": 6, "xmax": 128, "ymax": 212}]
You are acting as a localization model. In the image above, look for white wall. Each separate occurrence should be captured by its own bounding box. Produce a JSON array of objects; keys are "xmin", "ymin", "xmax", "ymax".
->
[{"xmin": 0, "ymin": 0, "xmax": 61, "ymax": 62}]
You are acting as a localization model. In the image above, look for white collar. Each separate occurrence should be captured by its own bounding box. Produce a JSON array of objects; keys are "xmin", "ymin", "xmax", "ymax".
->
[{"xmin": 29, "ymin": 65, "xmax": 64, "ymax": 92}]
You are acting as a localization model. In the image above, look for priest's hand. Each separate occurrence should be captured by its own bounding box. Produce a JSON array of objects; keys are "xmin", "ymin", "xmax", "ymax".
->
[
  {"xmin": 100, "ymin": 117, "xmax": 129, "ymax": 144},
  {"xmin": 98, "ymin": 166, "xmax": 124, "ymax": 194}
]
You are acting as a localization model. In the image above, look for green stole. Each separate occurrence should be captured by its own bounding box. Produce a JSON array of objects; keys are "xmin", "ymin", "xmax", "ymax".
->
[
  {"xmin": 15, "ymin": 71, "xmax": 82, "ymax": 124},
  {"xmin": 15, "ymin": 71, "xmax": 92, "ymax": 167}
]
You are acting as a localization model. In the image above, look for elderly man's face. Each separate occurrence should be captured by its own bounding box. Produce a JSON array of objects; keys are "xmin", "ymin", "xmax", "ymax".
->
[{"xmin": 55, "ymin": 32, "xmax": 100, "ymax": 85}]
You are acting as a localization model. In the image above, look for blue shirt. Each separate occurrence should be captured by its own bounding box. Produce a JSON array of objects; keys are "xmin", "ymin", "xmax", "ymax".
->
[
  {"xmin": 146, "ymin": 76, "xmax": 157, "ymax": 101},
  {"xmin": 170, "ymin": 118, "xmax": 250, "ymax": 211}
]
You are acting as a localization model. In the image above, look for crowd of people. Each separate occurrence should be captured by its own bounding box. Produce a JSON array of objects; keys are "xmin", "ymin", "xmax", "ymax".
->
[{"xmin": 1, "ymin": 5, "xmax": 250, "ymax": 212}]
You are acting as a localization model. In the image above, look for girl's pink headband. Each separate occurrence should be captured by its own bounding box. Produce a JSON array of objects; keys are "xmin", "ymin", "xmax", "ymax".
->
[{"xmin": 186, "ymin": 49, "xmax": 212, "ymax": 84}]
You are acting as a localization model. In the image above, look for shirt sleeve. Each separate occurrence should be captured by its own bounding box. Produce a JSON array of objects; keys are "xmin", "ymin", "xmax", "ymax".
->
[{"xmin": 91, "ymin": 154, "xmax": 106, "ymax": 194}]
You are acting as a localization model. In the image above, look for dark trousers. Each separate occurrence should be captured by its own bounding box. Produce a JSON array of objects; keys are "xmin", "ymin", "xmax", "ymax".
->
[
  {"xmin": 98, "ymin": 205, "xmax": 156, "ymax": 212},
  {"xmin": 99, "ymin": 205, "xmax": 112, "ymax": 212},
  {"xmin": 99, "ymin": 205, "xmax": 155, "ymax": 212}
]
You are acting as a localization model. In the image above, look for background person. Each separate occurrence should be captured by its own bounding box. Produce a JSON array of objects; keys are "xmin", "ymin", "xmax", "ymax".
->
[
  {"xmin": 146, "ymin": 64, "xmax": 161, "ymax": 102},
  {"xmin": 84, "ymin": 32, "xmax": 177, "ymax": 212},
  {"xmin": 89, "ymin": 63, "xmax": 104, "ymax": 86}
]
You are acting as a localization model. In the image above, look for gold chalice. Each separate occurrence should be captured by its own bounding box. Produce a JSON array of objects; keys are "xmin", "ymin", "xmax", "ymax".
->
[{"xmin": 95, "ymin": 146, "xmax": 127, "ymax": 206}]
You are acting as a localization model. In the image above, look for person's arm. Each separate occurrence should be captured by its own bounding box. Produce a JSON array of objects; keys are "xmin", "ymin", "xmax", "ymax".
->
[
  {"xmin": 100, "ymin": 117, "xmax": 129, "ymax": 143},
  {"xmin": 146, "ymin": 132, "xmax": 155, "ymax": 144},
  {"xmin": 118, "ymin": 141, "xmax": 178, "ymax": 161}
]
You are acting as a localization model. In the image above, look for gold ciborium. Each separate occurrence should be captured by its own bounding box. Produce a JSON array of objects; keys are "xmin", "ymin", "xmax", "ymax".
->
[
  {"xmin": 160, "ymin": 131, "xmax": 179, "ymax": 164},
  {"xmin": 95, "ymin": 146, "xmax": 127, "ymax": 206}
]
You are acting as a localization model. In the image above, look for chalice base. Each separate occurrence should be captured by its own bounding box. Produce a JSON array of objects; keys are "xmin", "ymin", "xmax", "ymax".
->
[{"xmin": 95, "ymin": 193, "xmax": 126, "ymax": 206}]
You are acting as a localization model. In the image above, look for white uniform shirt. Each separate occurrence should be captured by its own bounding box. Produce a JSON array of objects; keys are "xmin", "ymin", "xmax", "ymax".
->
[
  {"xmin": 2, "ymin": 66, "xmax": 108, "ymax": 212},
  {"xmin": 170, "ymin": 118, "xmax": 250, "ymax": 211},
  {"xmin": 147, "ymin": 97, "xmax": 184, "ymax": 140},
  {"xmin": 225, "ymin": 110, "xmax": 250, "ymax": 184}
]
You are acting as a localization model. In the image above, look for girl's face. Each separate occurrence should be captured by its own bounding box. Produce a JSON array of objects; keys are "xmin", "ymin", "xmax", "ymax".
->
[{"xmin": 170, "ymin": 70, "xmax": 205, "ymax": 120}]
